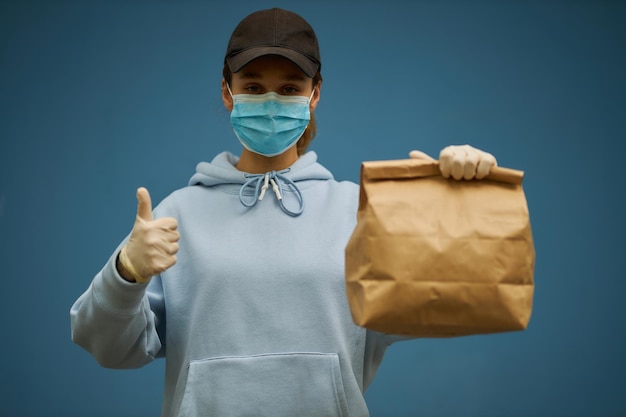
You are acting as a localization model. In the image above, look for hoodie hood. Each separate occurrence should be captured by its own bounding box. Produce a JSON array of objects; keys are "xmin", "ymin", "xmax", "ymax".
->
[
  {"xmin": 188, "ymin": 151, "xmax": 334, "ymax": 216},
  {"xmin": 189, "ymin": 151, "xmax": 333, "ymax": 187}
]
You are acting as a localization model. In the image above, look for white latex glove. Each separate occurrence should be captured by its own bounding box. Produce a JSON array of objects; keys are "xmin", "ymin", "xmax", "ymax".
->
[
  {"xmin": 438, "ymin": 144, "xmax": 497, "ymax": 180},
  {"xmin": 118, "ymin": 187, "xmax": 179, "ymax": 283}
]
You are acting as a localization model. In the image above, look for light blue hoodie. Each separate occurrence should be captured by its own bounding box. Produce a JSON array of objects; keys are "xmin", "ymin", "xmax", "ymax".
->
[{"xmin": 71, "ymin": 151, "xmax": 400, "ymax": 417}]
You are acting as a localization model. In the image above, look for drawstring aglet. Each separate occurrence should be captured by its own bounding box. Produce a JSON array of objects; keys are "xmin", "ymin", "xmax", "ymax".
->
[
  {"xmin": 270, "ymin": 178, "xmax": 282, "ymax": 200},
  {"xmin": 258, "ymin": 173, "xmax": 270, "ymax": 201}
]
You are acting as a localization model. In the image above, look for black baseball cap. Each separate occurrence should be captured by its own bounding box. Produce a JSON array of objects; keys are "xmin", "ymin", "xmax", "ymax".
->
[{"xmin": 224, "ymin": 8, "xmax": 321, "ymax": 78}]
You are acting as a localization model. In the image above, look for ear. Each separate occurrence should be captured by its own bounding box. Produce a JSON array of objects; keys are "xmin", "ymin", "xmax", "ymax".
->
[
  {"xmin": 309, "ymin": 81, "xmax": 321, "ymax": 112},
  {"xmin": 221, "ymin": 78, "xmax": 233, "ymax": 111}
]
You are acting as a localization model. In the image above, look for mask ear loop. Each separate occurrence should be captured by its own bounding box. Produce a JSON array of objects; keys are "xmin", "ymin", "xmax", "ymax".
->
[{"xmin": 302, "ymin": 87, "xmax": 316, "ymax": 134}]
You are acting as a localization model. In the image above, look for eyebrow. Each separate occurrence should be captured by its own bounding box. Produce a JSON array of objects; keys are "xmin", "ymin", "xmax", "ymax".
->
[{"xmin": 238, "ymin": 71, "xmax": 308, "ymax": 82}]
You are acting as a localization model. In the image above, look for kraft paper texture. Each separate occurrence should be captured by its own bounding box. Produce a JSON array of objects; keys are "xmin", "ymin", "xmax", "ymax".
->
[{"xmin": 345, "ymin": 159, "xmax": 535, "ymax": 337}]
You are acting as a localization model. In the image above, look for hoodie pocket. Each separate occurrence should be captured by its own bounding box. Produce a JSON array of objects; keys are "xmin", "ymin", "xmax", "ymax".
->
[{"xmin": 178, "ymin": 352, "xmax": 350, "ymax": 417}]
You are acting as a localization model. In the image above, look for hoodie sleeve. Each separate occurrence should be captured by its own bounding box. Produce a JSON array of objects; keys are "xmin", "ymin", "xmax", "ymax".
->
[{"xmin": 70, "ymin": 248, "xmax": 165, "ymax": 369}]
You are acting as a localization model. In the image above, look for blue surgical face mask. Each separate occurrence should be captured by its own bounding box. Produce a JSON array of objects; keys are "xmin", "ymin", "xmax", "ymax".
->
[{"xmin": 228, "ymin": 86, "xmax": 314, "ymax": 157}]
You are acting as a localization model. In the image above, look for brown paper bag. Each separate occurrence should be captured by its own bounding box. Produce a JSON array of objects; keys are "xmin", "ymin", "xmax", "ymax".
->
[{"xmin": 345, "ymin": 159, "xmax": 535, "ymax": 337}]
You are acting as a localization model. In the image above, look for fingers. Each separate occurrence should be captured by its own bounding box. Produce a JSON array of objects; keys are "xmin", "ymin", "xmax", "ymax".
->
[
  {"xmin": 141, "ymin": 219, "xmax": 180, "ymax": 274},
  {"xmin": 135, "ymin": 188, "xmax": 179, "ymax": 258},
  {"xmin": 120, "ymin": 187, "xmax": 180, "ymax": 282},
  {"xmin": 439, "ymin": 146, "xmax": 451, "ymax": 178},
  {"xmin": 439, "ymin": 145, "xmax": 460, "ymax": 179},
  {"xmin": 476, "ymin": 152, "xmax": 497, "ymax": 179},
  {"xmin": 136, "ymin": 187, "xmax": 154, "ymax": 222},
  {"xmin": 126, "ymin": 185, "xmax": 180, "ymax": 279},
  {"xmin": 145, "ymin": 218, "xmax": 180, "ymax": 253},
  {"xmin": 439, "ymin": 144, "xmax": 497, "ymax": 180},
  {"xmin": 462, "ymin": 146, "xmax": 480, "ymax": 180}
]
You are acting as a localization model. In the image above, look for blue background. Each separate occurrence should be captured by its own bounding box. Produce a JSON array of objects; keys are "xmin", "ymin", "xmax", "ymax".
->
[{"xmin": 1, "ymin": 1, "xmax": 625, "ymax": 416}]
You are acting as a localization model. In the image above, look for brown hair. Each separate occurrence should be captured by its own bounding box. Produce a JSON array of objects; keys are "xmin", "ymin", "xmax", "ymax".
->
[{"xmin": 222, "ymin": 64, "xmax": 323, "ymax": 156}]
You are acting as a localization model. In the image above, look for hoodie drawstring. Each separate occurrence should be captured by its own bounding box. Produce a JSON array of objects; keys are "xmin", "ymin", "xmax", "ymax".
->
[{"xmin": 239, "ymin": 170, "xmax": 304, "ymax": 217}]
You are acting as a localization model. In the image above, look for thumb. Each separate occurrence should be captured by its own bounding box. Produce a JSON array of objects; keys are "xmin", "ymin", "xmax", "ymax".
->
[
  {"xmin": 135, "ymin": 187, "xmax": 153, "ymax": 222},
  {"xmin": 409, "ymin": 150, "xmax": 435, "ymax": 161}
]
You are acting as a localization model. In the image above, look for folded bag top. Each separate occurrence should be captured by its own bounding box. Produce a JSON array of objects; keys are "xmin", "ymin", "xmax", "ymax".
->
[{"xmin": 345, "ymin": 159, "xmax": 535, "ymax": 337}]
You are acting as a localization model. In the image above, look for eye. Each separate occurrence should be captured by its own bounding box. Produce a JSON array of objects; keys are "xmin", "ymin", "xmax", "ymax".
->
[
  {"xmin": 244, "ymin": 85, "xmax": 262, "ymax": 94},
  {"xmin": 281, "ymin": 86, "xmax": 299, "ymax": 95}
]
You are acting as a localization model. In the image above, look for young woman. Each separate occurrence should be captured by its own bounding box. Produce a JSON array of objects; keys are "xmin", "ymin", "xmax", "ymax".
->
[{"xmin": 70, "ymin": 8, "xmax": 497, "ymax": 417}]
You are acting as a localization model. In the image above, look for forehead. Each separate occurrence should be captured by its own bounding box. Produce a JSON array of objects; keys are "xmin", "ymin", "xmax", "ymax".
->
[{"xmin": 234, "ymin": 55, "xmax": 309, "ymax": 82}]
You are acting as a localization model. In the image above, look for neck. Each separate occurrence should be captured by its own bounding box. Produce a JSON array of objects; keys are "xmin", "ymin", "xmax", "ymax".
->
[{"xmin": 236, "ymin": 147, "xmax": 299, "ymax": 174}]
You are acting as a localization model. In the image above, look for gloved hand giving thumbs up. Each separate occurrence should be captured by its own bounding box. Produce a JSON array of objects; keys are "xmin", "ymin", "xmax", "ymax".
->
[{"xmin": 117, "ymin": 187, "xmax": 180, "ymax": 283}]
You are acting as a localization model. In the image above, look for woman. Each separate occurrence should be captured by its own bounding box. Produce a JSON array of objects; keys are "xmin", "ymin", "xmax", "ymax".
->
[{"xmin": 70, "ymin": 8, "xmax": 497, "ymax": 417}]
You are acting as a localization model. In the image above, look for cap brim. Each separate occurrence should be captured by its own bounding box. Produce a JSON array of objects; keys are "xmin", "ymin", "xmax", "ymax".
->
[{"xmin": 226, "ymin": 46, "xmax": 319, "ymax": 78}]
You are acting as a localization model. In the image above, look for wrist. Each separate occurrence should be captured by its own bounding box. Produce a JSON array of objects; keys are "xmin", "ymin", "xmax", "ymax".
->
[{"xmin": 117, "ymin": 247, "xmax": 150, "ymax": 283}]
